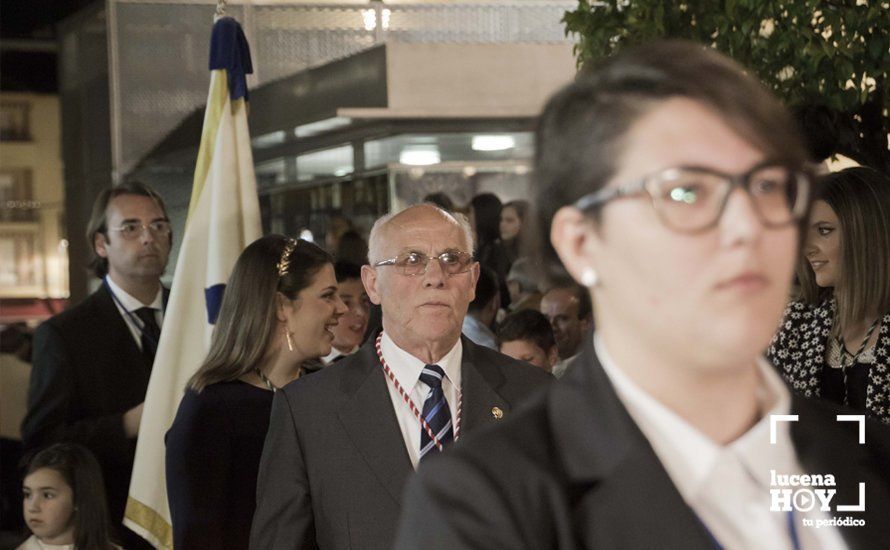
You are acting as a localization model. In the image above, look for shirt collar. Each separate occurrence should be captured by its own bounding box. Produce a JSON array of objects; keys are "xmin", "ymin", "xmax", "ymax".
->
[
  {"xmin": 594, "ymin": 333, "xmax": 794, "ymax": 501},
  {"xmin": 105, "ymin": 275, "xmax": 163, "ymax": 311},
  {"xmin": 380, "ymin": 332, "xmax": 462, "ymax": 391},
  {"xmin": 322, "ymin": 345, "xmax": 358, "ymax": 364}
]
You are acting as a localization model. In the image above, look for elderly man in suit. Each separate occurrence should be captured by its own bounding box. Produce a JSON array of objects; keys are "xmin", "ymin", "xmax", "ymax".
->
[
  {"xmin": 250, "ymin": 204, "xmax": 550, "ymax": 549},
  {"xmin": 22, "ymin": 181, "xmax": 171, "ymax": 549}
]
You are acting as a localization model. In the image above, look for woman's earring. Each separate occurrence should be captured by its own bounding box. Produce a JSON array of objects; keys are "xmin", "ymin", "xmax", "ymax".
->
[
  {"xmin": 285, "ymin": 329, "xmax": 294, "ymax": 352},
  {"xmin": 581, "ymin": 267, "xmax": 599, "ymax": 288}
]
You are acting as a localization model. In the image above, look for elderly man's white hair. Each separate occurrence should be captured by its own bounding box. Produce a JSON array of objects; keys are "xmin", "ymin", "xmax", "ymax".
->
[{"xmin": 367, "ymin": 203, "xmax": 475, "ymax": 265}]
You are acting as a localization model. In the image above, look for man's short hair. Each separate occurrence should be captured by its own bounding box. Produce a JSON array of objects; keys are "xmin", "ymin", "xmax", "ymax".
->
[
  {"xmin": 468, "ymin": 267, "xmax": 499, "ymax": 313},
  {"xmin": 86, "ymin": 181, "xmax": 170, "ymax": 278},
  {"xmin": 334, "ymin": 260, "xmax": 363, "ymax": 283},
  {"xmin": 498, "ymin": 309, "xmax": 556, "ymax": 352}
]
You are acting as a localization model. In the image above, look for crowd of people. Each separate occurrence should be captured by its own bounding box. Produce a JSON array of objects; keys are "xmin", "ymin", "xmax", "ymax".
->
[{"xmin": 2, "ymin": 39, "xmax": 889, "ymax": 549}]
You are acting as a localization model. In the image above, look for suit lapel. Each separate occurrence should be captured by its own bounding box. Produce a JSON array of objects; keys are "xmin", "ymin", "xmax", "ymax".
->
[
  {"xmin": 337, "ymin": 342, "xmax": 414, "ymax": 505},
  {"xmin": 459, "ymin": 337, "xmax": 512, "ymax": 435},
  {"xmin": 548, "ymin": 336, "xmax": 715, "ymax": 549}
]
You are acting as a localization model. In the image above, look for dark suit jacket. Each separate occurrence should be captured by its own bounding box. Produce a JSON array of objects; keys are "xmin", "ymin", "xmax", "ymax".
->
[
  {"xmin": 250, "ymin": 336, "xmax": 551, "ymax": 550},
  {"xmin": 21, "ymin": 284, "xmax": 164, "ymax": 538},
  {"xmin": 395, "ymin": 336, "xmax": 890, "ymax": 549}
]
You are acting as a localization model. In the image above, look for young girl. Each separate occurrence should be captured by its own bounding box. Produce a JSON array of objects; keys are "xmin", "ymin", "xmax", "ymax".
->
[{"xmin": 20, "ymin": 443, "xmax": 117, "ymax": 550}]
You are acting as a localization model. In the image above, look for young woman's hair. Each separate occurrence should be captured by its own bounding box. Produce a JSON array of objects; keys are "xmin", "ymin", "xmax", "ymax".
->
[
  {"xmin": 188, "ymin": 235, "xmax": 333, "ymax": 392},
  {"xmin": 470, "ymin": 193, "xmax": 503, "ymax": 248},
  {"xmin": 797, "ymin": 167, "xmax": 890, "ymax": 327},
  {"xmin": 25, "ymin": 443, "xmax": 115, "ymax": 550},
  {"xmin": 533, "ymin": 40, "xmax": 809, "ymax": 283}
]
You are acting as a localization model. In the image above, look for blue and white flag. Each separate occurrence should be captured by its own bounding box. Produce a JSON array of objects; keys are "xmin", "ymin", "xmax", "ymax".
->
[{"xmin": 124, "ymin": 17, "xmax": 261, "ymax": 548}]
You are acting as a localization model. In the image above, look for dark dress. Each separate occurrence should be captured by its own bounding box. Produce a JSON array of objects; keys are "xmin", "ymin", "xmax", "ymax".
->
[{"xmin": 165, "ymin": 380, "xmax": 273, "ymax": 550}]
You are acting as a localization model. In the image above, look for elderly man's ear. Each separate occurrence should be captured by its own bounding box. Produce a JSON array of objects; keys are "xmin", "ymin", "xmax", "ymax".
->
[{"xmin": 361, "ymin": 265, "xmax": 383, "ymax": 306}]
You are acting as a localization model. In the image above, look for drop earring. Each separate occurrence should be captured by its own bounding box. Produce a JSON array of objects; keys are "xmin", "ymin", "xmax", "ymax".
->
[
  {"xmin": 581, "ymin": 267, "xmax": 599, "ymax": 288},
  {"xmin": 285, "ymin": 328, "xmax": 294, "ymax": 352}
]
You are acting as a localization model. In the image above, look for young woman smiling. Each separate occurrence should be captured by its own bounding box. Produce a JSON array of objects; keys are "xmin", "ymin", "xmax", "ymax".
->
[{"xmin": 769, "ymin": 167, "xmax": 890, "ymax": 424}]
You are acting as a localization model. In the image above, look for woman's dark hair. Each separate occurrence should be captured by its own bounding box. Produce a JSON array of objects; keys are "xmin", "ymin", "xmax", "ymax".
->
[
  {"xmin": 534, "ymin": 40, "xmax": 809, "ymax": 283},
  {"xmin": 797, "ymin": 167, "xmax": 890, "ymax": 327},
  {"xmin": 422, "ymin": 192, "xmax": 455, "ymax": 212},
  {"xmin": 188, "ymin": 235, "xmax": 333, "ymax": 391},
  {"xmin": 25, "ymin": 443, "xmax": 115, "ymax": 550},
  {"xmin": 470, "ymin": 193, "xmax": 503, "ymax": 248}
]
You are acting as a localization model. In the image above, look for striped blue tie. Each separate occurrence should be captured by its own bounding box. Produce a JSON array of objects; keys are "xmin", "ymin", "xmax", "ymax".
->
[{"xmin": 419, "ymin": 364, "xmax": 453, "ymax": 461}]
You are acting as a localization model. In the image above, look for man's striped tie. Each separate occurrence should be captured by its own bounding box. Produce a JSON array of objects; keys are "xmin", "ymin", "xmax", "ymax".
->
[{"xmin": 419, "ymin": 364, "xmax": 453, "ymax": 461}]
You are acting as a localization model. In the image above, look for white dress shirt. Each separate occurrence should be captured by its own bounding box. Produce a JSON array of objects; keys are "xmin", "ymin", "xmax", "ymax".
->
[
  {"xmin": 551, "ymin": 352, "xmax": 579, "ymax": 379},
  {"xmin": 105, "ymin": 276, "xmax": 164, "ymax": 351},
  {"xmin": 322, "ymin": 345, "xmax": 358, "ymax": 365},
  {"xmin": 379, "ymin": 332, "xmax": 462, "ymax": 469},
  {"xmin": 595, "ymin": 334, "xmax": 846, "ymax": 550}
]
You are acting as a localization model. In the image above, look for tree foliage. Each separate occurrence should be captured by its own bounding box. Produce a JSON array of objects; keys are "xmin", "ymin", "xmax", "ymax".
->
[{"xmin": 563, "ymin": 0, "xmax": 889, "ymax": 171}]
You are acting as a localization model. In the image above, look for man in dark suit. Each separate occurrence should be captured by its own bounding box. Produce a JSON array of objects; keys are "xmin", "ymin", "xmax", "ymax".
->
[
  {"xmin": 22, "ymin": 181, "xmax": 172, "ymax": 549},
  {"xmin": 250, "ymin": 204, "xmax": 550, "ymax": 549},
  {"xmin": 394, "ymin": 42, "xmax": 890, "ymax": 549}
]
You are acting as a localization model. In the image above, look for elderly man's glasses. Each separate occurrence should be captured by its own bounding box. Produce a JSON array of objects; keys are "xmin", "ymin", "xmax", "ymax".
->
[
  {"xmin": 107, "ymin": 220, "xmax": 172, "ymax": 240},
  {"xmin": 374, "ymin": 250, "xmax": 473, "ymax": 276},
  {"xmin": 573, "ymin": 163, "xmax": 811, "ymax": 233}
]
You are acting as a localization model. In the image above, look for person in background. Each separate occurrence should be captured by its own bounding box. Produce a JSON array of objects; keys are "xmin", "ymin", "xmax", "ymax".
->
[
  {"xmin": 336, "ymin": 230, "xmax": 369, "ymax": 266},
  {"xmin": 498, "ymin": 309, "xmax": 558, "ymax": 374},
  {"xmin": 505, "ymin": 258, "xmax": 543, "ymax": 312},
  {"xmin": 540, "ymin": 284, "xmax": 592, "ymax": 378},
  {"xmin": 395, "ymin": 40, "xmax": 890, "ymax": 549},
  {"xmin": 19, "ymin": 443, "xmax": 117, "ymax": 550},
  {"xmin": 499, "ymin": 199, "xmax": 529, "ymax": 267},
  {"xmin": 325, "ymin": 214, "xmax": 353, "ymax": 254},
  {"xmin": 22, "ymin": 181, "xmax": 171, "ymax": 550},
  {"xmin": 422, "ymin": 192, "xmax": 455, "ymax": 212},
  {"xmin": 769, "ymin": 167, "xmax": 890, "ymax": 424},
  {"xmin": 165, "ymin": 236, "xmax": 346, "ymax": 549},
  {"xmin": 325, "ymin": 261, "xmax": 371, "ymax": 364},
  {"xmin": 461, "ymin": 267, "xmax": 500, "ymax": 350},
  {"xmin": 471, "ymin": 193, "xmax": 511, "ymax": 309}
]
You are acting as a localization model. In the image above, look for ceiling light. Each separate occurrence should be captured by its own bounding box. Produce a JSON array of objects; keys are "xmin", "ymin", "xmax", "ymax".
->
[
  {"xmin": 400, "ymin": 146, "xmax": 440, "ymax": 166},
  {"xmin": 472, "ymin": 135, "xmax": 515, "ymax": 151}
]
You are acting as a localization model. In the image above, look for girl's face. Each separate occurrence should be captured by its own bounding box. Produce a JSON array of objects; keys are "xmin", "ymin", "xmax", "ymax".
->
[
  {"xmin": 499, "ymin": 206, "xmax": 522, "ymax": 241},
  {"xmin": 23, "ymin": 468, "xmax": 76, "ymax": 545},
  {"xmin": 805, "ymin": 200, "xmax": 841, "ymax": 288},
  {"xmin": 282, "ymin": 263, "xmax": 348, "ymax": 361}
]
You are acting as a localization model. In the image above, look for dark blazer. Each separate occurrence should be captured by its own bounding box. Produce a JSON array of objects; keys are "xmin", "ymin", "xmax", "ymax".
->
[
  {"xmin": 21, "ymin": 284, "xmax": 164, "ymax": 548},
  {"xmin": 250, "ymin": 336, "xmax": 551, "ymax": 550},
  {"xmin": 395, "ymin": 336, "xmax": 890, "ymax": 550}
]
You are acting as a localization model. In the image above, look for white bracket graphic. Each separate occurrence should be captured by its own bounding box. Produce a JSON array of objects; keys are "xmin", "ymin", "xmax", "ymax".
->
[
  {"xmin": 837, "ymin": 483, "xmax": 866, "ymax": 512},
  {"xmin": 770, "ymin": 414, "xmax": 799, "ymax": 444},
  {"xmin": 836, "ymin": 415, "xmax": 866, "ymax": 444}
]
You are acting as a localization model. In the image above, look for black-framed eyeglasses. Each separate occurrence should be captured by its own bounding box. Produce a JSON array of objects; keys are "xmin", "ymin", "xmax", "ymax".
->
[
  {"xmin": 573, "ymin": 162, "xmax": 812, "ymax": 233},
  {"xmin": 374, "ymin": 250, "xmax": 474, "ymax": 276},
  {"xmin": 107, "ymin": 220, "xmax": 172, "ymax": 240}
]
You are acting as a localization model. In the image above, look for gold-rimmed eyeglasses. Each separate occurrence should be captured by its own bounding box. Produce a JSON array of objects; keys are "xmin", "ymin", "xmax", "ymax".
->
[{"xmin": 374, "ymin": 250, "xmax": 473, "ymax": 276}]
